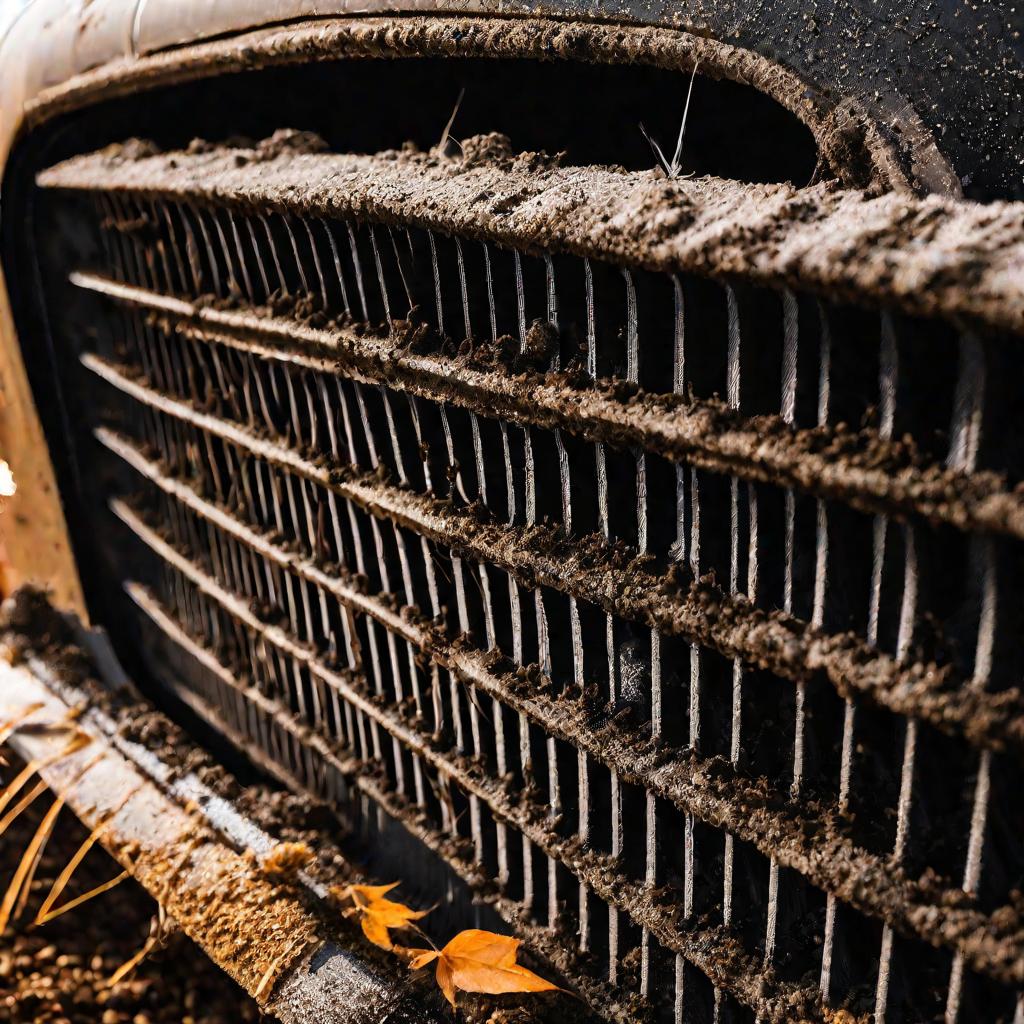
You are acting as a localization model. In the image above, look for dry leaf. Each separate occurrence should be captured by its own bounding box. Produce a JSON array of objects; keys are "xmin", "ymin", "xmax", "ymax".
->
[
  {"xmin": 333, "ymin": 882, "xmax": 430, "ymax": 951},
  {"xmin": 407, "ymin": 929, "xmax": 560, "ymax": 1007}
]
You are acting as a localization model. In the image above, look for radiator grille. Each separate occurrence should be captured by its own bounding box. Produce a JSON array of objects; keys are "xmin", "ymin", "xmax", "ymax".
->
[{"xmin": 35, "ymin": 136, "xmax": 1024, "ymax": 1023}]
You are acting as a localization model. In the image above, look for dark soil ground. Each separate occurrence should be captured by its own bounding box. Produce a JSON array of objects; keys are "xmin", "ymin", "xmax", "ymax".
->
[{"xmin": 0, "ymin": 756, "xmax": 268, "ymax": 1024}]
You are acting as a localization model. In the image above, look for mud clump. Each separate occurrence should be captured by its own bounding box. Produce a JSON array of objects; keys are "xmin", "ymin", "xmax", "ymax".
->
[
  {"xmin": 259, "ymin": 841, "xmax": 315, "ymax": 885},
  {"xmin": 457, "ymin": 132, "xmax": 515, "ymax": 168}
]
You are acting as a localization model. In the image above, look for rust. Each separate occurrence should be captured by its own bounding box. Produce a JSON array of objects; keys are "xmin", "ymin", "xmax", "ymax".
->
[
  {"xmin": 79, "ymin": 272, "xmax": 1024, "ymax": 543},
  {"xmin": 82, "ymin": 354, "xmax": 1024, "ymax": 756},
  {"xmin": 42, "ymin": 135, "xmax": 1024, "ymax": 335},
  {"xmin": 102, "ymin": 427, "xmax": 1024, "ymax": 989}
]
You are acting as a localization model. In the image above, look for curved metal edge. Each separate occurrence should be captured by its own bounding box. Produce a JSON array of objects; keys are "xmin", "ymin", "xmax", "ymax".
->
[
  {"xmin": 0, "ymin": 2, "xmax": 934, "ymax": 614},
  {"xmin": 3, "ymin": 5, "xmax": 921, "ymax": 193},
  {"xmin": 0, "ymin": 642, "xmax": 444, "ymax": 1024}
]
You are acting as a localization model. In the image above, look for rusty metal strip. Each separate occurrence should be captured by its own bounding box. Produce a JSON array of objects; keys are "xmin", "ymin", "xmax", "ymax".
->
[
  {"xmin": 113, "ymin": 501, "xmax": 839, "ymax": 1024},
  {"xmin": 82, "ymin": 352, "xmax": 1024, "ymax": 755},
  {"xmin": 0, "ymin": 656, "xmax": 441, "ymax": 1024},
  {"xmin": 42, "ymin": 138, "xmax": 1024, "ymax": 334},
  {"xmin": 101, "ymin": 425, "xmax": 1024, "ymax": 988},
  {"xmin": 76, "ymin": 272, "xmax": 1024, "ymax": 542}
]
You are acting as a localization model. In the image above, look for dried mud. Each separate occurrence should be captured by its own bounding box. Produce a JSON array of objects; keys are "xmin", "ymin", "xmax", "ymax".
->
[
  {"xmin": 40, "ymin": 132, "xmax": 1024, "ymax": 335},
  {"xmin": 24, "ymin": 16, "xmax": 924, "ymax": 194},
  {"xmin": 2, "ymin": 589, "xmax": 579, "ymax": 1024},
  {"xmin": 82, "ymin": 355, "xmax": 1024, "ymax": 758},
  {"xmin": 81, "ymin": 272, "xmax": 1024, "ymax": 544},
  {"xmin": 109, "ymin": 435, "xmax": 1024, "ymax": 991},
  {"xmin": 109, "ymin": 494, "xmax": 831, "ymax": 1022},
  {"xmin": 0, "ymin": 767, "xmax": 268, "ymax": 1024}
]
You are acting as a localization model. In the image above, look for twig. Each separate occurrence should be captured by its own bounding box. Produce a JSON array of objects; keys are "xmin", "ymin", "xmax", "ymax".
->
[
  {"xmin": 0, "ymin": 793, "xmax": 68, "ymax": 932},
  {"xmin": 638, "ymin": 62, "xmax": 701, "ymax": 178},
  {"xmin": 107, "ymin": 933, "xmax": 158, "ymax": 987},
  {"xmin": 0, "ymin": 780, "xmax": 48, "ymax": 838},
  {"xmin": 436, "ymin": 88, "xmax": 466, "ymax": 155}
]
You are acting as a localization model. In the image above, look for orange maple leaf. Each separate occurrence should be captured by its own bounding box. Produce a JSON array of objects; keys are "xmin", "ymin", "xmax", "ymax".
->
[
  {"xmin": 332, "ymin": 882, "xmax": 430, "ymax": 951},
  {"xmin": 407, "ymin": 929, "xmax": 560, "ymax": 1007}
]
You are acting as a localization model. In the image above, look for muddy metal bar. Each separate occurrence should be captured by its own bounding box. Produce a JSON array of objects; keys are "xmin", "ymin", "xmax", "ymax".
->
[
  {"xmin": 0, "ymin": 654, "xmax": 441, "ymax": 1024},
  {"xmin": 112, "ymin": 496, "xmax": 841, "ymax": 1024},
  {"xmin": 74, "ymin": 272, "xmax": 1024, "ymax": 543},
  {"xmin": 82, "ymin": 352, "xmax": 1024, "ymax": 755},
  {"xmin": 102, "ymin": 424, "xmax": 1024, "ymax": 988},
  {"xmin": 40, "ymin": 140, "xmax": 1024, "ymax": 335}
]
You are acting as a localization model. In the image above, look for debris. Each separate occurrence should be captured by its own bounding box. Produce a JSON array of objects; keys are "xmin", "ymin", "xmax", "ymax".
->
[
  {"xmin": 407, "ymin": 929, "xmax": 561, "ymax": 1008},
  {"xmin": 258, "ymin": 841, "xmax": 313, "ymax": 885}
]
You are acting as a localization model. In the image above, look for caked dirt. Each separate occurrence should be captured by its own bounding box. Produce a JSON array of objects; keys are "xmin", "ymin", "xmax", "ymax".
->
[
  {"xmin": 0, "ymin": 589, "xmax": 580, "ymax": 1024},
  {"xmin": 38, "ymin": 128, "xmax": 1024, "ymax": 335}
]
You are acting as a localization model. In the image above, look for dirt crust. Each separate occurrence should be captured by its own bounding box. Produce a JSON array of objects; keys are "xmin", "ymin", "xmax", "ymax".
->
[
  {"xmin": 0, "ymin": 588, "xmax": 574, "ymax": 1024},
  {"xmin": 0, "ymin": 771, "xmax": 268, "ymax": 1024},
  {"xmin": 39, "ymin": 133, "xmax": 1024, "ymax": 335},
  {"xmin": 99, "ymin": 425, "xmax": 1024, "ymax": 991},
  {"xmin": 87, "ymin": 272, "xmax": 1024, "ymax": 545},
  {"xmin": 82, "ymin": 352, "xmax": 1024, "ymax": 759}
]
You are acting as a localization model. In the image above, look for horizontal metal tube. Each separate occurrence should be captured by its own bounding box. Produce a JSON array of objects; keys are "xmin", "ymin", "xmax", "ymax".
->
[
  {"xmin": 0, "ymin": 653, "xmax": 441, "ymax": 1024},
  {"xmin": 101, "ymin": 424, "xmax": 1024, "ymax": 986},
  {"xmin": 114, "ymin": 497, "xmax": 838, "ymax": 1024},
  {"xmin": 83, "ymin": 352, "xmax": 1024, "ymax": 756},
  {"xmin": 75, "ymin": 271, "xmax": 1024, "ymax": 543},
  {"xmin": 123, "ymin": 578, "xmax": 634, "ymax": 1021},
  {"xmin": 39, "ymin": 138, "xmax": 1024, "ymax": 335}
]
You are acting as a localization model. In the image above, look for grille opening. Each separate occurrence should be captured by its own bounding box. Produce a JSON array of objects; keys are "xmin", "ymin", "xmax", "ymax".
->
[
  {"xmin": 62, "ymin": 55, "xmax": 819, "ymax": 186},
  {"xmin": 13, "ymin": 111, "xmax": 1024, "ymax": 1024}
]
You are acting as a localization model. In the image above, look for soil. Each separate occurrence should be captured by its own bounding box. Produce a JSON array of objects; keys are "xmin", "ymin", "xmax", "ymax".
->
[
  {"xmin": 0, "ymin": 754, "xmax": 269, "ymax": 1024},
  {"xmin": 22, "ymin": 16, "xmax": 928, "ymax": 195},
  {"xmin": 103, "ymin": 275, "xmax": 1024, "ymax": 545},
  {"xmin": 38, "ymin": 131, "xmax": 1024, "ymax": 336}
]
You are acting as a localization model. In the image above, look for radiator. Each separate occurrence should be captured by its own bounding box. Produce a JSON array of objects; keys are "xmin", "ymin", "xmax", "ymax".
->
[{"xmin": 28, "ymin": 130, "xmax": 1024, "ymax": 1024}]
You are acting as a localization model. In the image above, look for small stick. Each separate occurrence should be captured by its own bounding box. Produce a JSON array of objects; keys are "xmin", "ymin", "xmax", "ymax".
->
[
  {"xmin": 0, "ymin": 703, "xmax": 44, "ymax": 746},
  {"xmin": 436, "ymin": 88, "xmax": 466, "ymax": 155},
  {"xmin": 34, "ymin": 780, "xmax": 145, "ymax": 926},
  {"xmin": 254, "ymin": 935, "xmax": 311, "ymax": 1000},
  {"xmin": 638, "ymin": 62, "xmax": 701, "ymax": 179},
  {"xmin": 0, "ymin": 793, "xmax": 67, "ymax": 932},
  {"xmin": 107, "ymin": 933, "xmax": 158, "ymax": 987},
  {"xmin": 34, "ymin": 869, "xmax": 130, "ymax": 925},
  {"xmin": 0, "ymin": 732, "xmax": 90, "ymax": 817},
  {"xmin": 11, "ymin": 751, "xmax": 104, "ymax": 924}
]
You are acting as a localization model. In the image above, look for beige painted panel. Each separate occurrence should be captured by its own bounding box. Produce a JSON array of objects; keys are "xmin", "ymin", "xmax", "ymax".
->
[{"xmin": 0, "ymin": 261, "xmax": 85, "ymax": 616}]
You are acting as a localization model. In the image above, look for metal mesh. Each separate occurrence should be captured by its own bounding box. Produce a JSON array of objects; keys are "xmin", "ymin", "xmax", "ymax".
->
[{"xmin": 33, "ymin": 143, "xmax": 1024, "ymax": 1024}]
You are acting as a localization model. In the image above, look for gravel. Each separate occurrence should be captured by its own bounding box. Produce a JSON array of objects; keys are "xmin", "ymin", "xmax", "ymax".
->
[{"xmin": 0, "ymin": 755, "xmax": 269, "ymax": 1024}]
